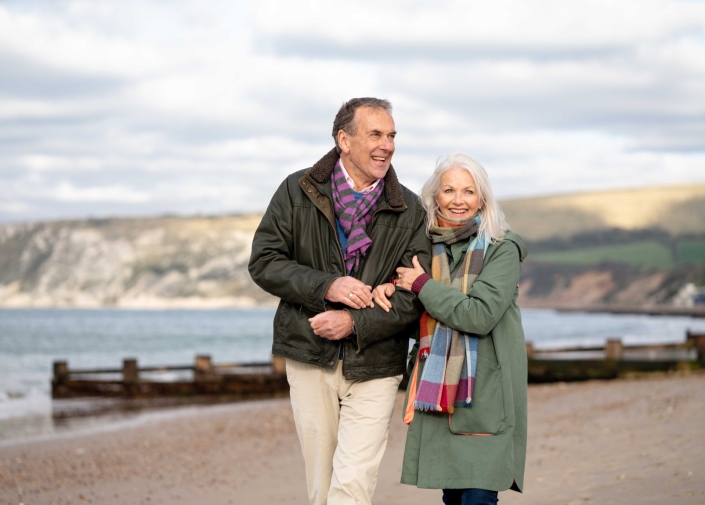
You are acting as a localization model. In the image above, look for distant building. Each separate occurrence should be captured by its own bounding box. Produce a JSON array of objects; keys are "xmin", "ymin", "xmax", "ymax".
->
[{"xmin": 673, "ymin": 283, "xmax": 705, "ymax": 307}]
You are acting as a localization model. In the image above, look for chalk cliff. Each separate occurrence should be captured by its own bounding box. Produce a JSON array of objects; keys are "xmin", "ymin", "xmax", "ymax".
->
[
  {"xmin": 1, "ymin": 183, "xmax": 704, "ymax": 309},
  {"xmin": 0, "ymin": 215, "xmax": 275, "ymax": 308}
]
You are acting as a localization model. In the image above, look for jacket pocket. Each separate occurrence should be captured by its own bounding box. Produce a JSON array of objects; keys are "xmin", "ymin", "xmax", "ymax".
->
[
  {"xmin": 276, "ymin": 301, "xmax": 294, "ymax": 333},
  {"xmin": 447, "ymin": 356, "xmax": 506, "ymax": 436}
]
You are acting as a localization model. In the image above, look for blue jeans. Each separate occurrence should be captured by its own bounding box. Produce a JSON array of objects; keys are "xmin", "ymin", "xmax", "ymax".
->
[{"xmin": 442, "ymin": 488, "xmax": 498, "ymax": 505}]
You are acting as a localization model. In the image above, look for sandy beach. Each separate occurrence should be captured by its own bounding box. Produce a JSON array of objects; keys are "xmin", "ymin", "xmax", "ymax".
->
[{"xmin": 1, "ymin": 372, "xmax": 704, "ymax": 505}]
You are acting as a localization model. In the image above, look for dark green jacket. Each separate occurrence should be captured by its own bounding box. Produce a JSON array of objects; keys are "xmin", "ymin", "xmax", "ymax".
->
[
  {"xmin": 248, "ymin": 149, "xmax": 432, "ymax": 380},
  {"xmin": 401, "ymin": 231, "xmax": 528, "ymax": 492}
]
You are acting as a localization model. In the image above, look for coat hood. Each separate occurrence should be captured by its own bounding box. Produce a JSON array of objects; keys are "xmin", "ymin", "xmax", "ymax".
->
[{"xmin": 503, "ymin": 231, "xmax": 528, "ymax": 262}]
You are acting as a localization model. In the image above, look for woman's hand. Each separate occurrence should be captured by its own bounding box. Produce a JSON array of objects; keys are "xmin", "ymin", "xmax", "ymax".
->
[
  {"xmin": 372, "ymin": 283, "xmax": 396, "ymax": 312},
  {"xmin": 396, "ymin": 255, "xmax": 426, "ymax": 291}
]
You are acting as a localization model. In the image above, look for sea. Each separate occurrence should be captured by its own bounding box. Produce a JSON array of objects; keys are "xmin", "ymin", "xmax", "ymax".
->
[{"xmin": 1, "ymin": 308, "xmax": 705, "ymax": 442}]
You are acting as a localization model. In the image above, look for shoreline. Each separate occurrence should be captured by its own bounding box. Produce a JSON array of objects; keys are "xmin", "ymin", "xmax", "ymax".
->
[
  {"xmin": 2, "ymin": 303, "xmax": 704, "ymax": 318},
  {"xmin": 2, "ymin": 372, "xmax": 703, "ymax": 504},
  {"xmin": 521, "ymin": 302, "xmax": 705, "ymax": 318}
]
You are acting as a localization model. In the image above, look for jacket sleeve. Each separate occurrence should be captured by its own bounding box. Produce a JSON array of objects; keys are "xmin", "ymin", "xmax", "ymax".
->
[
  {"xmin": 416, "ymin": 240, "xmax": 520, "ymax": 336},
  {"xmin": 349, "ymin": 203, "xmax": 431, "ymax": 351},
  {"xmin": 248, "ymin": 178, "xmax": 336, "ymax": 312}
]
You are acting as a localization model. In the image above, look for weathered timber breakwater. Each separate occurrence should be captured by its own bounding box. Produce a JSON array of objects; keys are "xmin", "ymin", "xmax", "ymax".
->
[
  {"xmin": 52, "ymin": 355, "xmax": 289, "ymax": 401},
  {"xmin": 51, "ymin": 332, "xmax": 705, "ymax": 406},
  {"xmin": 526, "ymin": 331, "xmax": 705, "ymax": 382}
]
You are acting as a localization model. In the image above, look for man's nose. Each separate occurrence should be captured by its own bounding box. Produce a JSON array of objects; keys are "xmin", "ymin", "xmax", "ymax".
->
[{"xmin": 380, "ymin": 136, "xmax": 394, "ymax": 152}]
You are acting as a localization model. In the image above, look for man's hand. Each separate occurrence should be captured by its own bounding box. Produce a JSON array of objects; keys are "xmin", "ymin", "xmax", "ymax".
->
[
  {"xmin": 309, "ymin": 310, "xmax": 354, "ymax": 341},
  {"xmin": 324, "ymin": 276, "xmax": 374, "ymax": 309}
]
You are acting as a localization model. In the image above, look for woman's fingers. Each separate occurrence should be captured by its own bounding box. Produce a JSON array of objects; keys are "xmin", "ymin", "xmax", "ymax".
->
[
  {"xmin": 383, "ymin": 283, "xmax": 396, "ymax": 297},
  {"xmin": 372, "ymin": 284, "xmax": 393, "ymax": 312}
]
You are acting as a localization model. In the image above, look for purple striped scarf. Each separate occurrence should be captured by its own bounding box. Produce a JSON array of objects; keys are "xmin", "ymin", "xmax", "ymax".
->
[{"xmin": 331, "ymin": 160, "xmax": 385, "ymax": 274}]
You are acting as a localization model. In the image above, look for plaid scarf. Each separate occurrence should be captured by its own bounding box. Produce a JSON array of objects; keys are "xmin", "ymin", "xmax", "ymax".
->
[
  {"xmin": 331, "ymin": 160, "xmax": 385, "ymax": 274},
  {"xmin": 406, "ymin": 213, "xmax": 487, "ymax": 419}
]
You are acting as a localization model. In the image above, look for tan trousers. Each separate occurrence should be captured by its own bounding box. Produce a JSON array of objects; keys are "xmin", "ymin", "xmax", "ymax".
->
[{"xmin": 286, "ymin": 358, "xmax": 402, "ymax": 505}]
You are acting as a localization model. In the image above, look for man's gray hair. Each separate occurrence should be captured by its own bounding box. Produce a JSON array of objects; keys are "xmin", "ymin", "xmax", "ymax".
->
[{"xmin": 332, "ymin": 97, "xmax": 393, "ymax": 154}]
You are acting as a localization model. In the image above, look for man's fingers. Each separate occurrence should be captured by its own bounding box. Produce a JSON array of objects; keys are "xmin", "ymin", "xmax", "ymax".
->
[
  {"xmin": 340, "ymin": 294, "xmax": 366, "ymax": 310},
  {"xmin": 327, "ymin": 277, "xmax": 374, "ymax": 306},
  {"xmin": 353, "ymin": 289, "xmax": 373, "ymax": 308},
  {"xmin": 412, "ymin": 255, "xmax": 421, "ymax": 269}
]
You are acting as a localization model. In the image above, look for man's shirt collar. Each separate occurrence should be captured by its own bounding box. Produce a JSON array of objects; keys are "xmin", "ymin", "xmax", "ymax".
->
[{"xmin": 339, "ymin": 159, "xmax": 382, "ymax": 195}]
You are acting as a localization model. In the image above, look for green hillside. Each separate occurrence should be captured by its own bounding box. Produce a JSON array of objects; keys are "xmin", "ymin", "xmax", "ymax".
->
[{"xmin": 500, "ymin": 183, "xmax": 705, "ymax": 241}]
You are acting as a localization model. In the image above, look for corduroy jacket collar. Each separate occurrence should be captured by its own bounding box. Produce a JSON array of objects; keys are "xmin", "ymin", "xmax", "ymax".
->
[{"xmin": 305, "ymin": 148, "xmax": 406, "ymax": 210}]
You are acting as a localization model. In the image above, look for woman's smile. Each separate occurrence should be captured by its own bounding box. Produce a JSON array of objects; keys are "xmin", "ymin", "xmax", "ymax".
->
[{"xmin": 435, "ymin": 167, "xmax": 481, "ymax": 220}]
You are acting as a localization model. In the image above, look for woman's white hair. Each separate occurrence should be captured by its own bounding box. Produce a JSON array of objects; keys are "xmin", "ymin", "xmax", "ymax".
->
[{"xmin": 420, "ymin": 152, "xmax": 509, "ymax": 243}]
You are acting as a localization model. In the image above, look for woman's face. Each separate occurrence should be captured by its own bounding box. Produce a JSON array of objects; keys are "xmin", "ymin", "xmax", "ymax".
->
[{"xmin": 435, "ymin": 167, "xmax": 481, "ymax": 221}]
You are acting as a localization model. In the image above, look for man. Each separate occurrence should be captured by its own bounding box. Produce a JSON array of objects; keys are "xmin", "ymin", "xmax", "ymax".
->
[{"xmin": 248, "ymin": 97, "xmax": 430, "ymax": 505}]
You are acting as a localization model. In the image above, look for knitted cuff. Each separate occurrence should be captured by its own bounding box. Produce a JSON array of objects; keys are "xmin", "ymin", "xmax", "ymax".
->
[{"xmin": 411, "ymin": 274, "xmax": 432, "ymax": 294}]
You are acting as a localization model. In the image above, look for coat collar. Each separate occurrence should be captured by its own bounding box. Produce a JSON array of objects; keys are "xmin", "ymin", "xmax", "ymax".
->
[{"xmin": 305, "ymin": 148, "xmax": 406, "ymax": 210}]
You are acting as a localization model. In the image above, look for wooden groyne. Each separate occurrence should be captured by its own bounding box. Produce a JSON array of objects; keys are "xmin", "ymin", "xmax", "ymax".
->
[
  {"xmin": 526, "ymin": 331, "xmax": 705, "ymax": 382},
  {"xmin": 52, "ymin": 355, "xmax": 289, "ymax": 399},
  {"xmin": 52, "ymin": 332, "xmax": 705, "ymax": 400}
]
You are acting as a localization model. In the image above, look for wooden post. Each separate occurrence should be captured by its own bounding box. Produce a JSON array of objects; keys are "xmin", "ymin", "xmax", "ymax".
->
[
  {"xmin": 53, "ymin": 361, "xmax": 68, "ymax": 384},
  {"xmin": 692, "ymin": 334, "xmax": 705, "ymax": 366},
  {"xmin": 195, "ymin": 355, "xmax": 213, "ymax": 376},
  {"xmin": 605, "ymin": 339, "xmax": 623, "ymax": 360},
  {"xmin": 123, "ymin": 358, "xmax": 138, "ymax": 383},
  {"xmin": 526, "ymin": 342, "xmax": 535, "ymax": 359},
  {"xmin": 272, "ymin": 355, "xmax": 286, "ymax": 374}
]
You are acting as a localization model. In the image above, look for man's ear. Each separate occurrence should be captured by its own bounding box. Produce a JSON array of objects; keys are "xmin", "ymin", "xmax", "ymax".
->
[{"xmin": 337, "ymin": 130, "xmax": 351, "ymax": 155}]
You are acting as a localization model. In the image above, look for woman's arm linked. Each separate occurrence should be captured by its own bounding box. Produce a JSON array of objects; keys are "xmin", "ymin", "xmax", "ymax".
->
[{"xmin": 373, "ymin": 241, "xmax": 521, "ymax": 336}]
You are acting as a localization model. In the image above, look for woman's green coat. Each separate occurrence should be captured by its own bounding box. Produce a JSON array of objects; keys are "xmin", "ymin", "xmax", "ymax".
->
[{"xmin": 401, "ymin": 231, "xmax": 528, "ymax": 492}]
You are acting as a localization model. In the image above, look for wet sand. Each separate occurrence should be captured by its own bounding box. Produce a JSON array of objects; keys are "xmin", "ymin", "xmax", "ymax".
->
[{"xmin": 1, "ymin": 372, "xmax": 704, "ymax": 505}]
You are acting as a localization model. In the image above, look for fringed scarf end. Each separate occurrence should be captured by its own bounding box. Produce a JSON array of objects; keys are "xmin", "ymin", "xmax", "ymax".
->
[{"xmin": 414, "ymin": 401, "xmax": 445, "ymax": 413}]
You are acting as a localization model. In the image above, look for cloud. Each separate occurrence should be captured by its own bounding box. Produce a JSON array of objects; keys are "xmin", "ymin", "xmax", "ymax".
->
[{"xmin": 0, "ymin": 0, "xmax": 703, "ymax": 223}]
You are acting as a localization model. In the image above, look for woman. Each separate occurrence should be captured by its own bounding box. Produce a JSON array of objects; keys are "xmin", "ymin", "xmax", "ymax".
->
[{"xmin": 373, "ymin": 153, "xmax": 528, "ymax": 505}]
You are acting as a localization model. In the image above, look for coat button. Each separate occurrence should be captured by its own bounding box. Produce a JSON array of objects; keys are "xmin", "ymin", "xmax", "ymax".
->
[
  {"xmin": 346, "ymin": 372, "xmax": 351, "ymax": 376},
  {"xmin": 328, "ymin": 361, "xmax": 335, "ymax": 366},
  {"xmin": 307, "ymin": 189, "xmax": 312, "ymax": 193},
  {"xmin": 317, "ymin": 198, "xmax": 322, "ymax": 203}
]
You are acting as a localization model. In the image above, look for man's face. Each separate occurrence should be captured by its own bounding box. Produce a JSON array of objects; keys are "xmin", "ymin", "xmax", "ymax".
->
[{"xmin": 338, "ymin": 107, "xmax": 396, "ymax": 188}]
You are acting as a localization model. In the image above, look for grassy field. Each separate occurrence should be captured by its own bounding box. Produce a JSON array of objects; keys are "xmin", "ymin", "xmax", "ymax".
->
[
  {"xmin": 679, "ymin": 240, "xmax": 705, "ymax": 264},
  {"xmin": 530, "ymin": 239, "xmax": 705, "ymax": 270}
]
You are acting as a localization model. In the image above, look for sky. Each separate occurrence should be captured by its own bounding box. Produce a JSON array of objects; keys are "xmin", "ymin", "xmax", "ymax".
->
[{"xmin": 1, "ymin": 0, "xmax": 704, "ymax": 223}]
